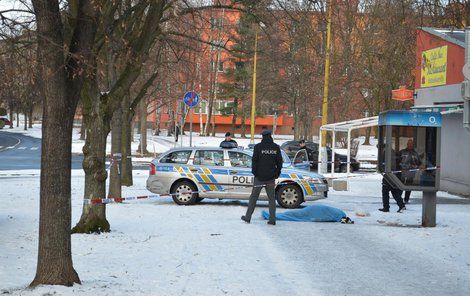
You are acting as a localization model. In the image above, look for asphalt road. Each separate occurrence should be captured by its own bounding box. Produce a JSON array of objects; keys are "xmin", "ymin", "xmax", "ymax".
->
[
  {"xmin": 0, "ymin": 130, "xmax": 149, "ymax": 171},
  {"xmin": 0, "ymin": 130, "xmax": 84, "ymax": 170}
]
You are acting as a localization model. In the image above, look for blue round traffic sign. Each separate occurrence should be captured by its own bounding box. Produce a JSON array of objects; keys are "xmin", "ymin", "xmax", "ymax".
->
[{"xmin": 183, "ymin": 91, "xmax": 200, "ymax": 108}]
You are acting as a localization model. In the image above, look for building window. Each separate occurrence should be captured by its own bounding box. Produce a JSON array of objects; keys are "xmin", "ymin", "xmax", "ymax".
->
[
  {"xmin": 194, "ymin": 101, "xmax": 207, "ymax": 115},
  {"xmin": 213, "ymin": 100, "xmax": 233, "ymax": 115},
  {"xmin": 210, "ymin": 60, "xmax": 224, "ymax": 72}
]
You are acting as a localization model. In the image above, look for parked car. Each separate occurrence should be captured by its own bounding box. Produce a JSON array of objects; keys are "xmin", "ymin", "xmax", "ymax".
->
[
  {"xmin": 146, "ymin": 146, "xmax": 328, "ymax": 208},
  {"xmin": 281, "ymin": 140, "xmax": 360, "ymax": 173},
  {"xmin": 0, "ymin": 116, "xmax": 12, "ymax": 129}
]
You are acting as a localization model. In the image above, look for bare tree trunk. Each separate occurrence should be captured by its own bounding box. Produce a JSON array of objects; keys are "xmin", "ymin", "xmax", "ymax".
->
[
  {"xmin": 72, "ymin": 79, "xmax": 110, "ymax": 234},
  {"xmin": 231, "ymin": 98, "xmax": 238, "ymax": 136},
  {"xmin": 154, "ymin": 104, "xmax": 161, "ymax": 136},
  {"xmin": 16, "ymin": 110, "xmax": 19, "ymax": 127},
  {"xmin": 31, "ymin": 98, "xmax": 80, "ymax": 286},
  {"xmin": 108, "ymin": 107, "xmax": 122, "ymax": 199},
  {"xmin": 24, "ymin": 112, "xmax": 27, "ymax": 130},
  {"xmin": 121, "ymin": 95, "xmax": 134, "ymax": 186},
  {"xmin": 130, "ymin": 119, "xmax": 135, "ymax": 141},
  {"xmin": 28, "ymin": 106, "xmax": 34, "ymax": 128},
  {"xmin": 240, "ymin": 98, "xmax": 246, "ymax": 138},
  {"xmin": 167, "ymin": 107, "xmax": 174, "ymax": 136},
  {"xmin": 30, "ymin": 0, "xmax": 98, "ymax": 286},
  {"xmin": 137, "ymin": 99, "xmax": 148, "ymax": 155},
  {"xmin": 205, "ymin": 97, "xmax": 214, "ymax": 136},
  {"xmin": 9, "ymin": 107, "xmax": 13, "ymax": 128},
  {"xmin": 364, "ymin": 127, "xmax": 371, "ymax": 145}
]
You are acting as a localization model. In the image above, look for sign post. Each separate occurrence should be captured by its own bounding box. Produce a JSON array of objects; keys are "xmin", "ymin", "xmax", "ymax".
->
[{"xmin": 183, "ymin": 91, "xmax": 200, "ymax": 147}]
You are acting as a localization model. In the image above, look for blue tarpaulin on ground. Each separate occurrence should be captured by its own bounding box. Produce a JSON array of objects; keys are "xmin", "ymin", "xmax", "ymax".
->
[{"xmin": 262, "ymin": 204, "xmax": 346, "ymax": 222}]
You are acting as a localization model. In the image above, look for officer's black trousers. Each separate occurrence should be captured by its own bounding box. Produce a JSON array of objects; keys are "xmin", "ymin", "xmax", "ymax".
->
[
  {"xmin": 245, "ymin": 177, "xmax": 276, "ymax": 222},
  {"xmin": 382, "ymin": 181, "xmax": 405, "ymax": 209}
]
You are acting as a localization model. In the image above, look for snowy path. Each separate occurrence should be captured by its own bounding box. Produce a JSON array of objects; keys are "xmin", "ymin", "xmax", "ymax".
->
[{"xmin": 1, "ymin": 172, "xmax": 470, "ymax": 295}]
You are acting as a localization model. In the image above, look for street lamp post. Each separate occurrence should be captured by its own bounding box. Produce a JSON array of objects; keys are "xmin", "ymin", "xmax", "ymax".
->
[{"xmin": 250, "ymin": 27, "xmax": 259, "ymax": 144}]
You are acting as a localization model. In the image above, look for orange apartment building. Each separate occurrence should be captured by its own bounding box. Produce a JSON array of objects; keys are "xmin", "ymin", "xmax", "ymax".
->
[{"xmin": 147, "ymin": 2, "xmax": 296, "ymax": 135}]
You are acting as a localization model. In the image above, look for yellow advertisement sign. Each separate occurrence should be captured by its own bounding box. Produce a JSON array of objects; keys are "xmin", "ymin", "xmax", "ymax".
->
[{"xmin": 421, "ymin": 46, "xmax": 447, "ymax": 88}]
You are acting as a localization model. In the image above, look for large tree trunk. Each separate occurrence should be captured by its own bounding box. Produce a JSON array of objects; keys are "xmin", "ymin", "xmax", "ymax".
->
[
  {"xmin": 108, "ymin": 107, "xmax": 122, "ymax": 199},
  {"xmin": 30, "ymin": 0, "xmax": 98, "ymax": 287},
  {"xmin": 16, "ymin": 110, "xmax": 19, "ymax": 127},
  {"xmin": 231, "ymin": 98, "xmax": 238, "ymax": 136},
  {"xmin": 154, "ymin": 104, "xmax": 161, "ymax": 136},
  {"xmin": 240, "ymin": 98, "xmax": 246, "ymax": 138},
  {"xmin": 121, "ymin": 95, "xmax": 134, "ymax": 186},
  {"xmin": 28, "ymin": 106, "xmax": 34, "ymax": 128},
  {"xmin": 166, "ymin": 103, "xmax": 175, "ymax": 137},
  {"xmin": 364, "ymin": 127, "xmax": 372, "ymax": 145},
  {"xmin": 72, "ymin": 80, "xmax": 110, "ymax": 234},
  {"xmin": 9, "ymin": 107, "xmax": 14, "ymax": 128},
  {"xmin": 31, "ymin": 96, "xmax": 80, "ymax": 286},
  {"xmin": 137, "ymin": 99, "xmax": 148, "ymax": 155},
  {"xmin": 24, "ymin": 112, "xmax": 27, "ymax": 130}
]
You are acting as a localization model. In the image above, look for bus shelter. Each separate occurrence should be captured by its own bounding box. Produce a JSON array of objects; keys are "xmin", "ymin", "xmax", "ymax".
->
[{"xmin": 319, "ymin": 116, "xmax": 378, "ymax": 175}]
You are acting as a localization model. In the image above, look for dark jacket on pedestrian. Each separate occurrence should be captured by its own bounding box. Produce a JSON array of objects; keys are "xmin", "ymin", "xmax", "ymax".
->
[
  {"xmin": 399, "ymin": 148, "xmax": 421, "ymax": 180},
  {"xmin": 252, "ymin": 133, "xmax": 283, "ymax": 181},
  {"xmin": 219, "ymin": 139, "xmax": 238, "ymax": 148}
]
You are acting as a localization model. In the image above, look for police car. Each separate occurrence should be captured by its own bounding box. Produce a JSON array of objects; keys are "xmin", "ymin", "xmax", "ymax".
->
[{"xmin": 146, "ymin": 146, "xmax": 328, "ymax": 208}]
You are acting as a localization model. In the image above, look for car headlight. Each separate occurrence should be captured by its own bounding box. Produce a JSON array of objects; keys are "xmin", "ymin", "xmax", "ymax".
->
[{"xmin": 305, "ymin": 176, "xmax": 322, "ymax": 183}]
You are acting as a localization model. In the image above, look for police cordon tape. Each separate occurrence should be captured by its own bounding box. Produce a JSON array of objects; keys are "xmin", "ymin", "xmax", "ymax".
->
[{"xmin": 389, "ymin": 165, "xmax": 440, "ymax": 174}]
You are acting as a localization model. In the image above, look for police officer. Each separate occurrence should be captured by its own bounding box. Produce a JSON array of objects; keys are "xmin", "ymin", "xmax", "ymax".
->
[
  {"xmin": 241, "ymin": 129, "xmax": 283, "ymax": 225},
  {"xmin": 219, "ymin": 132, "xmax": 238, "ymax": 148}
]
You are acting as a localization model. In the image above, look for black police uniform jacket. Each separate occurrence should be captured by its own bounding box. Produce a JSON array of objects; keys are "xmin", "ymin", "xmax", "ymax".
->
[{"xmin": 251, "ymin": 134, "xmax": 283, "ymax": 181}]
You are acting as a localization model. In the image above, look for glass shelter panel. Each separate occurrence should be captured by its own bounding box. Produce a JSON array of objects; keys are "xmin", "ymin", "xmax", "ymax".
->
[{"xmin": 390, "ymin": 126, "xmax": 437, "ymax": 187}]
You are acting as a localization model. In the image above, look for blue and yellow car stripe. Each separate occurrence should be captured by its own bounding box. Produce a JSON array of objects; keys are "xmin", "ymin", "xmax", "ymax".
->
[
  {"xmin": 289, "ymin": 173, "xmax": 316, "ymax": 196},
  {"xmin": 162, "ymin": 165, "xmax": 318, "ymax": 196},
  {"xmin": 172, "ymin": 165, "xmax": 224, "ymax": 192}
]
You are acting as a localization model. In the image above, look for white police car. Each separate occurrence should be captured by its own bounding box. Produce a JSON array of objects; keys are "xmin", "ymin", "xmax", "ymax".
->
[{"xmin": 146, "ymin": 147, "xmax": 328, "ymax": 208}]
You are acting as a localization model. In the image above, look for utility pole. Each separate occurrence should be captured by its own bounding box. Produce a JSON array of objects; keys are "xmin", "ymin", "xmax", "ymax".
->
[
  {"xmin": 250, "ymin": 27, "xmax": 259, "ymax": 144},
  {"xmin": 321, "ymin": 0, "xmax": 333, "ymax": 146}
]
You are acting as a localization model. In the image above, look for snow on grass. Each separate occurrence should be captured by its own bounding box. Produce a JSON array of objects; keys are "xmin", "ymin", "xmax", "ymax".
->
[{"xmin": 1, "ymin": 171, "xmax": 470, "ymax": 295}]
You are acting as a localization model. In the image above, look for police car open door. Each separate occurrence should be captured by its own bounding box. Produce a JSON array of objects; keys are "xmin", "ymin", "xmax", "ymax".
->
[{"xmin": 293, "ymin": 149, "xmax": 311, "ymax": 171}]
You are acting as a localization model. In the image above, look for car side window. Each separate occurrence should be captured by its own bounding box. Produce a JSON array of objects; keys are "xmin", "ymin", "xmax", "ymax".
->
[
  {"xmin": 160, "ymin": 150, "xmax": 192, "ymax": 164},
  {"xmin": 228, "ymin": 151, "xmax": 252, "ymax": 168},
  {"xmin": 193, "ymin": 150, "xmax": 224, "ymax": 166}
]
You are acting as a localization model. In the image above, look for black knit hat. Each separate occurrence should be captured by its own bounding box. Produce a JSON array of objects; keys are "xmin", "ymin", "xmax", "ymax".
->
[
  {"xmin": 225, "ymin": 132, "xmax": 231, "ymax": 137},
  {"xmin": 261, "ymin": 129, "xmax": 272, "ymax": 136}
]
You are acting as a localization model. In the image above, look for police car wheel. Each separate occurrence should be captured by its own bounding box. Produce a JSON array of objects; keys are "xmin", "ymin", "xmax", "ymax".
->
[
  {"xmin": 276, "ymin": 184, "xmax": 303, "ymax": 209},
  {"xmin": 171, "ymin": 181, "xmax": 198, "ymax": 205}
]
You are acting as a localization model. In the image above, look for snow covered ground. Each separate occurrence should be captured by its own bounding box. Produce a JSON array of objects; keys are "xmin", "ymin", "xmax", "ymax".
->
[{"xmin": 1, "ymin": 171, "xmax": 470, "ymax": 295}]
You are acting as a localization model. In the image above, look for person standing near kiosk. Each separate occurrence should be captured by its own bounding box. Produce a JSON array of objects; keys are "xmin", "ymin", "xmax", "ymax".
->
[
  {"xmin": 399, "ymin": 139, "xmax": 421, "ymax": 203},
  {"xmin": 379, "ymin": 145, "xmax": 406, "ymax": 213},
  {"xmin": 241, "ymin": 129, "xmax": 283, "ymax": 225}
]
